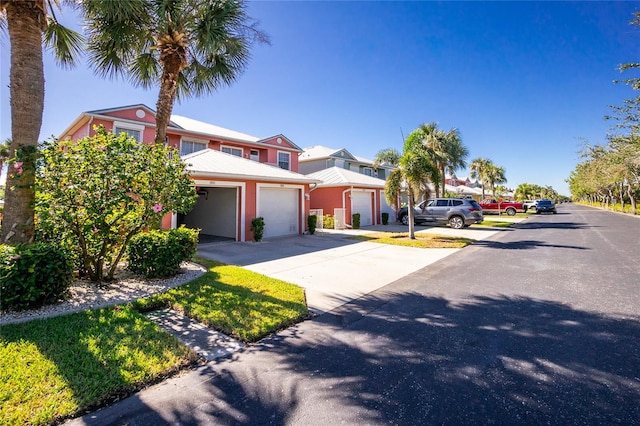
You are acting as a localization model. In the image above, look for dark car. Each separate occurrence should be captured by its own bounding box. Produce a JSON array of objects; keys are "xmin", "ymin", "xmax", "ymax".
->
[
  {"xmin": 396, "ymin": 198, "xmax": 484, "ymax": 229},
  {"xmin": 535, "ymin": 199, "xmax": 557, "ymax": 214}
]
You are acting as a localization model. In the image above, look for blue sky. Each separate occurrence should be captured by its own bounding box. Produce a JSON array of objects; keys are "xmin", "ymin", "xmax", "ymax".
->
[{"xmin": 2, "ymin": 1, "xmax": 639, "ymax": 195}]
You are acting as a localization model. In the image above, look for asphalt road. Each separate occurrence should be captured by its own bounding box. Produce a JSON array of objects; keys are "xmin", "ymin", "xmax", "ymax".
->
[{"xmin": 69, "ymin": 203, "xmax": 640, "ymax": 425}]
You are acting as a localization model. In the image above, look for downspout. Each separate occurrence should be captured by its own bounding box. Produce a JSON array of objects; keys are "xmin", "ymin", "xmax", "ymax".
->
[{"xmin": 86, "ymin": 116, "xmax": 94, "ymax": 137}]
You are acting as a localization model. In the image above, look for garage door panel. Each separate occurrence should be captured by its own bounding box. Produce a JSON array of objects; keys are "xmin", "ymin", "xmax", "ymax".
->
[
  {"xmin": 259, "ymin": 188, "xmax": 299, "ymax": 238},
  {"xmin": 352, "ymin": 191, "xmax": 373, "ymax": 226}
]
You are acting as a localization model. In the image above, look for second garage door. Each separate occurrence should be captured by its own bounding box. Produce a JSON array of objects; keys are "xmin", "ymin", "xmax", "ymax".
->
[
  {"xmin": 351, "ymin": 191, "xmax": 373, "ymax": 226},
  {"xmin": 258, "ymin": 187, "xmax": 299, "ymax": 238}
]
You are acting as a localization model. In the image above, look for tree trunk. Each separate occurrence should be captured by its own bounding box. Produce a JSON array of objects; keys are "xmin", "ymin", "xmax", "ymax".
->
[
  {"xmin": 154, "ymin": 52, "xmax": 184, "ymax": 145},
  {"xmin": 1, "ymin": 1, "xmax": 45, "ymax": 244}
]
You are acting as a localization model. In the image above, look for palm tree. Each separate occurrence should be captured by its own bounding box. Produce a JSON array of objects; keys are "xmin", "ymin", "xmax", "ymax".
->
[
  {"xmin": 0, "ymin": 1, "xmax": 82, "ymax": 243},
  {"xmin": 419, "ymin": 123, "xmax": 468, "ymax": 197},
  {"xmin": 485, "ymin": 163, "xmax": 507, "ymax": 197},
  {"xmin": 374, "ymin": 129, "xmax": 439, "ymax": 239},
  {"xmin": 468, "ymin": 157, "xmax": 492, "ymax": 199},
  {"xmin": 82, "ymin": 0, "xmax": 269, "ymax": 145}
]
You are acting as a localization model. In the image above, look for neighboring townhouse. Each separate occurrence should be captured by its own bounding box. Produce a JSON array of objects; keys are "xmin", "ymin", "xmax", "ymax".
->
[
  {"xmin": 299, "ymin": 145, "xmax": 397, "ymax": 226},
  {"xmin": 306, "ymin": 167, "xmax": 396, "ymax": 229},
  {"xmin": 58, "ymin": 105, "xmax": 319, "ymax": 241},
  {"xmin": 298, "ymin": 145, "xmax": 394, "ymax": 180}
]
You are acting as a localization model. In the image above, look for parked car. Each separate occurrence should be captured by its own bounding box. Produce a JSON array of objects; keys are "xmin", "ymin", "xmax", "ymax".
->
[
  {"xmin": 523, "ymin": 200, "xmax": 539, "ymax": 212},
  {"xmin": 535, "ymin": 199, "xmax": 557, "ymax": 214},
  {"xmin": 478, "ymin": 198, "xmax": 525, "ymax": 215},
  {"xmin": 396, "ymin": 198, "xmax": 484, "ymax": 229}
]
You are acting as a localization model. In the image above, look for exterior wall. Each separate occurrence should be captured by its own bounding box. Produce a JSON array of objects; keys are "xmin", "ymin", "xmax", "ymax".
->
[
  {"xmin": 299, "ymin": 159, "xmax": 327, "ymax": 175},
  {"xmin": 310, "ymin": 186, "xmax": 382, "ymax": 227}
]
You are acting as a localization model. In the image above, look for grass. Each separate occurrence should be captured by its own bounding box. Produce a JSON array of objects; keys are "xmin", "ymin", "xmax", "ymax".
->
[
  {"xmin": 474, "ymin": 220, "xmax": 515, "ymax": 228},
  {"xmin": 350, "ymin": 232, "xmax": 474, "ymax": 248},
  {"xmin": 133, "ymin": 257, "xmax": 308, "ymax": 342},
  {"xmin": 0, "ymin": 257, "xmax": 308, "ymax": 425},
  {"xmin": 0, "ymin": 305, "xmax": 197, "ymax": 426}
]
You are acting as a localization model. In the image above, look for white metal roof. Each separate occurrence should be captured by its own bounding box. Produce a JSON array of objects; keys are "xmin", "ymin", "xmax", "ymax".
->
[
  {"xmin": 183, "ymin": 149, "xmax": 319, "ymax": 183},
  {"xmin": 171, "ymin": 115, "xmax": 260, "ymax": 143},
  {"xmin": 306, "ymin": 167, "xmax": 386, "ymax": 188}
]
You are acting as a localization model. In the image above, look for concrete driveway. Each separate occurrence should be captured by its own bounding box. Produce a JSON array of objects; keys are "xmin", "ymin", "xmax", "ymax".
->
[{"xmin": 197, "ymin": 223, "xmax": 506, "ymax": 314}]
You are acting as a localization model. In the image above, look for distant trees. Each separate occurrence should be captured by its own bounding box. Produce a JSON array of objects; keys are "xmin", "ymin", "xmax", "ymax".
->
[
  {"xmin": 514, "ymin": 183, "xmax": 558, "ymax": 201},
  {"xmin": 568, "ymin": 11, "xmax": 640, "ymax": 213}
]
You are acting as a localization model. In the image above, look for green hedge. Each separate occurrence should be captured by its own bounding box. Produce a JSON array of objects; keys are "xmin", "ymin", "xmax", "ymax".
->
[
  {"xmin": 0, "ymin": 243, "xmax": 73, "ymax": 311},
  {"xmin": 352, "ymin": 213, "xmax": 361, "ymax": 229},
  {"xmin": 126, "ymin": 227, "xmax": 199, "ymax": 278},
  {"xmin": 307, "ymin": 215, "xmax": 318, "ymax": 235}
]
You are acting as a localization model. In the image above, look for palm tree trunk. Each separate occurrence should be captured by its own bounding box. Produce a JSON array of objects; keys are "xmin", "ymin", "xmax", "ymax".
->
[
  {"xmin": 154, "ymin": 55, "xmax": 183, "ymax": 145},
  {"xmin": 1, "ymin": 1, "xmax": 45, "ymax": 243}
]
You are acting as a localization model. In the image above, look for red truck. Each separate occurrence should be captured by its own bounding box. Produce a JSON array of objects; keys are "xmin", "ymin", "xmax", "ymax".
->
[{"xmin": 479, "ymin": 198, "xmax": 524, "ymax": 216}]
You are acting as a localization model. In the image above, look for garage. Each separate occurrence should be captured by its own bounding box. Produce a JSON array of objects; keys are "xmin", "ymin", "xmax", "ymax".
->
[
  {"xmin": 181, "ymin": 187, "xmax": 237, "ymax": 240},
  {"xmin": 258, "ymin": 187, "xmax": 300, "ymax": 238},
  {"xmin": 351, "ymin": 190, "xmax": 373, "ymax": 226}
]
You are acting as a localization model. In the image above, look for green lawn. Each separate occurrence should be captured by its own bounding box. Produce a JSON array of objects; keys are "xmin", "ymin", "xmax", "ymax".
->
[
  {"xmin": 474, "ymin": 220, "xmax": 515, "ymax": 228},
  {"xmin": 0, "ymin": 258, "xmax": 307, "ymax": 425},
  {"xmin": 350, "ymin": 232, "xmax": 474, "ymax": 248}
]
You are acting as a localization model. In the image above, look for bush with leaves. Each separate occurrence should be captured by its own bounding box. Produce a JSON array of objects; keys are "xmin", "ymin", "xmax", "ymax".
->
[
  {"xmin": 127, "ymin": 226, "xmax": 199, "ymax": 278},
  {"xmin": 307, "ymin": 214, "xmax": 317, "ymax": 235},
  {"xmin": 251, "ymin": 217, "xmax": 265, "ymax": 242},
  {"xmin": 352, "ymin": 213, "xmax": 361, "ymax": 229},
  {"xmin": 1, "ymin": 243, "xmax": 73, "ymax": 311},
  {"xmin": 36, "ymin": 126, "xmax": 197, "ymax": 281}
]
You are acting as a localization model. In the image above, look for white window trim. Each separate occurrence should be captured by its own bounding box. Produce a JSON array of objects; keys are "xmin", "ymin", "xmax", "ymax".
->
[
  {"xmin": 113, "ymin": 121, "xmax": 144, "ymax": 140},
  {"xmin": 277, "ymin": 151, "xmax": 291, "ymax": 170},
  {"xmin": 180, "ymin": 137, "xmax": 208, "ymax": 156},
  {"xmin": 362, "ymin": 167, "xmax": 374, "ymax": 176},
  {"xmin": 221, "ymin": 145, "xmax": 244, "ymax": 157}
]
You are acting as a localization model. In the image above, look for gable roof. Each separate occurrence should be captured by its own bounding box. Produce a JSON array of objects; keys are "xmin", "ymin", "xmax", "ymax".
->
[
  {"xmin": 299, "ymin": 146, "xmax": 357, "ymax": 162},
  {"xmin": 183, "ymin": 149, "xmax": 319, "ymax": 184},
  {"xmin": 306, "ymin": 167, "xmax": 385, "ymax": 189}
]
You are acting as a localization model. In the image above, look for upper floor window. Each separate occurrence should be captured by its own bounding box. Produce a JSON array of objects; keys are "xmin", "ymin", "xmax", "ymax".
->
[
  {"xmin": 180, "ymin": 140, "xmax": 207, "ymax": 156},
  {"xmin": 221, "ymin": 146, "xmax": 243, "ymax": 157},
  {"xmin": 113, "ymin": 121, "xmax": 144, "ymax": 142},
  {"xmin": 278, "ymin": 151, "xmax": 290, "ymax": 170},
  {"xmin": 363, "ymin": 167, "xmax": 373, "ymax": 176},
  {"xmin": 250, "ymin": 149, "xmax": 260, "ymax": 161}
]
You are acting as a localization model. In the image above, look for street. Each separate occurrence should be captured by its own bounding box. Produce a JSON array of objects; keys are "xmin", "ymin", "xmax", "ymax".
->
[{"xmin": 69, "ymin": 204, "xmax": 640, "ymax": 425}]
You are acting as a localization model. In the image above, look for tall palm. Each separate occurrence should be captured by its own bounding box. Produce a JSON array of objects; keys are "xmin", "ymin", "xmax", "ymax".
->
[
  {"xmin": 419, "ymin": 123, "xmax": 468, "ymax": 197},
  {"xmin": 0, "ymin": 0, "xmax": 82, "ymax": 243},
  {"xmin": 82, "ymin": 0, "xmax": 269, "ymax": 145},
  {"xmin": 468, "ymin": 157, "xmax": 492, "ymax": 199},
  {"xmin": 485, "ymin": 163, "xmax": 507, "ymax": 197},
  {"xmin": 375, "ymin": 129, "xmax": 439, "ymax": 239}
]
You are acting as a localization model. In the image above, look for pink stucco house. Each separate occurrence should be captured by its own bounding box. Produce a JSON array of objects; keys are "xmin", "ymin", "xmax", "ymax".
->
[{"xmin": 59, "ymin": 105, "xmax": 319, "ymax": 241}]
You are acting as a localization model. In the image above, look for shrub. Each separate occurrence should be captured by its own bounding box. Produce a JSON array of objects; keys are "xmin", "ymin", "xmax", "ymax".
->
[
  {"xmin": 36, "ymin": 126, "xmax": 197, "ymax": 281},
  {"xmin": 307, "ymin": 214, "xmax": 318, "ymax": 235},
  {"xmin": 352, "ymin": 213, "xmax": 361, "ymax": 229},
  {"xmin": 126, "ymin": 227, "xmax": 199, "ymax": 278},
  {"xmin": 381, "ymin": 212, "xmax": 389, "ymax": 225},
  {"xmin": 0, "ymin": 243, "xmax": 73, "ymax": 311},
  {"xmin": 323, "ymin": 214, "xmax": 335, "ymax": 229},
  {"xmin": 251, "ymin": 217, "xmax": 265, "ymax": 242}
]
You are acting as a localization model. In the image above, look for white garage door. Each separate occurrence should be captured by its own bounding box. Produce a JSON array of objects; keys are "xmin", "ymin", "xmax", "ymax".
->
[
  {"xmin": 351, "ymin": 191, "xmax": 373, "ymax": 226},
  {"xmin": 259, "ymin": 187, "xmax": 299, "ymax": 238}
]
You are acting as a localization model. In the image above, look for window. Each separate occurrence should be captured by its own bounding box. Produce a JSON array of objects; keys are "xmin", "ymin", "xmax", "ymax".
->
[
  {"xmin": 113, "ymin": 121, "xmax": 144, "ymax": 142},
  {"xmin": 221, "ymin": 146, "xmax": 243, "ymax": 157},
  {"xmin": 180, "ymin": 140, "xmax": 207, "ymax": 156},
  {"xmin": 278, "ymin": 151, "xmax": 290, "ymax": 170},
  {"xmin": 436, "ymin": 199, "xmax": 449, "ymax": 207},
  {"xmin": 326, "ymin": 159, "xmax": 335, "ymax": 168},
  {"xmin": 363, "ymin": 167, "xmax": 373, "ymax": 176},
  {"xmin": 250, "ymin": 149, "xmax": 259, "ymax": 161}
]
